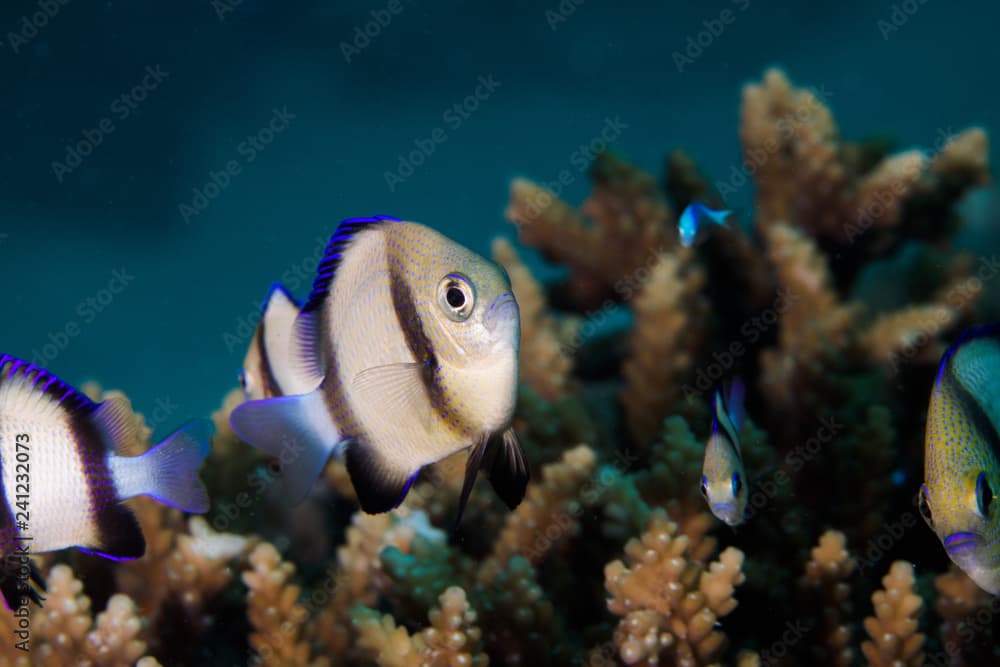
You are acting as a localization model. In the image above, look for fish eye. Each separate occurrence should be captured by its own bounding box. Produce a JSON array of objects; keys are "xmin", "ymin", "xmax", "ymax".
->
[
  {"xmin": 731, "ymin": 472, "xmax": 742, "ymax": 496},
  {"xmin": 700, "ymin": 475, "xmax": 709, "ymax": 499},
  {"xmin": 976, "ymin": 472, "xmax": 994, "ymax": 518},
  {"xmin": 437, "ymin": 273, "xmax": 475, "ymax": 322},
  {"xmin": 918, "ymin": 484, "xmax": 934, "ymax": 528},
  {"xmin": 238, "ymin": 370, "xmax": 247, "ymax": 389}
]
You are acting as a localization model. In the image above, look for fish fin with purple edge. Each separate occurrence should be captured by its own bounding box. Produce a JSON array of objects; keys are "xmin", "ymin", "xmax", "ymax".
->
[
  {"xmin": 109, "ymin": 419, "xmax": 212, "ymax": 513},
  {"xmin": 353, "ymin": 362, "xmax": 434, "ymax": 432},
  {"xmin": 0, "ymin": 558, "xmax": 45, "ymax": 610},
  {"xmin": 344, "ymin": 438, "xmax": 419, "ymax": 514},
  {"xmin": 291, "ymin": 216, "xmax": 402, "ymax": 388},
  {"xmin": 80, "ymin": 503, "xmax": 146, "ymax": 561},
  {"xmin": 229, "ymin": 388, "xmax": 342, "ymax": 505},
  {"xmin": 726, "ymin": 377, "xmax": 746, "ymax": 432}
]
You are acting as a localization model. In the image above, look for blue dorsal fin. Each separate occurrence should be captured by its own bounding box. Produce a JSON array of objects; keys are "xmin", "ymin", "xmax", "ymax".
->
[
  {"xmin": 0, "ymin": 354, "xmax": 95, "ymax": 416},
  {"xmin": 291, "ymin": 216, "xmax": 400, "ymax": 386},
  {"xmin": 263, "ymin": 282, "xmax": 300, "ymax": 313},
  {"xmin": 937, "ymin": 323, "xmax": 1000, "ymax": 383},
  {"xmin": 300, "ymin": 215, "xmax": 402, "ymax": 316},
  {"xmin": 726, "ymin": 377, "xmax": 746, "ymax": 431}
]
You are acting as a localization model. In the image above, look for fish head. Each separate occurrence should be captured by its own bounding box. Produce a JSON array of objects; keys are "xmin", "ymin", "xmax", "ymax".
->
[
  {"xmin": 700, "ymin": 451, "xmax": 747, "ymax": 527},
  {"xmin": 920, "ymin": 469, "xmax": 1000, "ymax": 594},
  {"xmin": 420, "ymin": 246, "xmax": 520, "ymax": 368}
]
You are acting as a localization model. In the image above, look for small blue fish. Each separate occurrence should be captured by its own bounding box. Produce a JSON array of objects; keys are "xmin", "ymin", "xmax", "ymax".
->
[
  {"xmin": 920, "ymin": 324, "xmax": 1000, "ymax": 594},
  {"xmin": 701, "ymin": 378, "xmax": 748, "ymax": 526},
  {"xmin": 0, "ymin": 355, "xmax": 212, "ymax": 609},
  {"xmin": 678, "ymin": 202, "xmax": 731, "ymax": 247}
]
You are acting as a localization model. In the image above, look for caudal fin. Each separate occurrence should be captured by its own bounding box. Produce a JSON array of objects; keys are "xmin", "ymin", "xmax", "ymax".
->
[
  {"xmin": 229, "ymin": 388, "xmax": 341, "ymax": 504},
  {"xmin": 111, "ymin": 420, "xmax": 212, "ymax": 513}
]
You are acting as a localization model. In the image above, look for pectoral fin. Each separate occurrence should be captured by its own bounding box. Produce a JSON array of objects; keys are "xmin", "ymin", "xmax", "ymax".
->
[{"xmin": 353, "ymin": 362, "xmax": 434, "ymax": 431}]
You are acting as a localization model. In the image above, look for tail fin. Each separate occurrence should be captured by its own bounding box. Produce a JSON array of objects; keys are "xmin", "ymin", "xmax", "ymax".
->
[
  {"xmin": 229, "ymin": 388, "xmax": 341, "ymax": 505},
  {"xmin": 110, "ymin": 420, "xmax": 212, "ymax": 513}
]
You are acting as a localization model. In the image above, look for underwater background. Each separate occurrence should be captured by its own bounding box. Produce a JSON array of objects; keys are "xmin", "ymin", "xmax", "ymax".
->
[{"xmin": 3, "ymin": 0, "xmax": 1000, "ymax": 665}]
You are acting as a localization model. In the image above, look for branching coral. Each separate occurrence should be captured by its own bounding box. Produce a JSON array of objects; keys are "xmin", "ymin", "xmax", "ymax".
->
[
  {"xmin": 800, "ymin": 530, "xmax": 856, "ymax": 667},
  {"xmin": 493, "ymin": 236, "xmax": 578, "ymax": 401},
  {"xmin": 506, "ymin": 151, "xmax": 676, "ymax": 308},
  {"xmin": 621, "ymin": 252, "xmax": 708, "ymax": 445},
  {"xmin": 933, "ymin": 566, "xmax": 995, "ymax": 667},
  {"xmin": 352, "ymin": 586, "xmax": 488, "ymax": 667},
  {"xmin": 739, "ymin": 68, "xmax": 988, "ymax": 250},
  {"xmin": 861, "ymin": 561, "xmax": 924, "ymax": 667},
  {"xmin": 604, "ymin": 509, "xmax": 745, "ymax": 666},
  {"xmin": 488, "ymin": 444, "xmax": 597, "ymax": 571},
  {"xmin": 243, "ymin": 542, "xmax": 329, "ymax": 667}
]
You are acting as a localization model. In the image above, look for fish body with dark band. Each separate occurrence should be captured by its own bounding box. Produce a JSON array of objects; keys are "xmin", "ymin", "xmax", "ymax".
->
[
  {"xmin": 0, "ymin": 355, "xmax": 212, "ymax": 609},
  {"xmin": 920, "ymin": 325, "xmax": 1000, "ymax": 594},
  {"xmin": 241, "ymin": 283, "xmax": 318, "ymax": 400},
  {"xmin": 230, "ymin": 216, "xmax": 528, "ymax": 522},
  {"xmin": 701, "ymin": 378, "xmax": 748, "ymax": 526}
]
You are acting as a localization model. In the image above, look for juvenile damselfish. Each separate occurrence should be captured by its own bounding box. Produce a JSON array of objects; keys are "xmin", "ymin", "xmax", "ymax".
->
[
  {"xmin": 0, "ymin": 355, "xmax": 212, "ymax": 609},
  {"xmin": 678, "ymin": 202, "xmax": 731, "ymax": 247},
  {"xmin": 230, "ymin": 216, "xmax": 528, "ymax": 522},
  {"xmin": 920, "ymin": 325, "xmax": 1000, "ymax": 594},
  {"xmin": 241, "ymin": 283, "xmax": 318, "ymax": 400},
  {"xmin": 701, "ymin": 378, "xmax": 748, "ymax": 526}
]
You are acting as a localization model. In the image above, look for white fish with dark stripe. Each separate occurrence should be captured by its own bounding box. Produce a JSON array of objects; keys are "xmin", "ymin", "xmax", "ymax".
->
[
  {"xmin": 700, "ymin": 378, "xmax": 748, "ymax": 526},
  {"xmin": 240, "ymin": 283, "xmax": 319, "ymax": 400},
  {"xmin": 0, "ymin": 355, "xmax": 212, "ymax": 609},
  {"xmin": 230, "ymin": 216, "xmax": 528, "ymax": 522}
]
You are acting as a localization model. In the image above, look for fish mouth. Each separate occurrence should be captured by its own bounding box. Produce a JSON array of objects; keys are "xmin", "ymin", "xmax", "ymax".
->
[
  {"xmin": 484, "ymin": 293, "xmax": 519, "ymax": 336},
  {"xmin": 944, "ymin": 531, "xmax": 984, "ymax": 553}
]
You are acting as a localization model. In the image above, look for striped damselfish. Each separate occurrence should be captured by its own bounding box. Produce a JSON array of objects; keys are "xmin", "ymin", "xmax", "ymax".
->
[
  {"xmin": 230, "ymin": 216, "xmax": 528, "ymax": 524},
  {"xmin": 0, "ymin": 355, "xmax": 211, "ymax": 609}
]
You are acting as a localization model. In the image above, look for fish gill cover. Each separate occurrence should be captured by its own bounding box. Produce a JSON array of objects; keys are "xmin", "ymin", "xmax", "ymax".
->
[{"xmin": 2, "ymin": 2, "xmax": 1000, "ymax": 667}]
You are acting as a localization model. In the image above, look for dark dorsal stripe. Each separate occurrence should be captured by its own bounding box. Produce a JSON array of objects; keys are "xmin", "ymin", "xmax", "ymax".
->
[
  {"xmin": 301, "ymin": 215, "xmax": 401, "ymax": 316},
  {"xmin": 253, "ymin": 317, "xmax": 282, "ymax": 399},
  {"xmin": 713, "ymin": 389, "xmax": 740, "ymax": 455},
  {"xmin": 387, "ymin": 252, "xmax": 443, "ymax": 405},
  {"xmin": 0, "ymin": 355, "xmax": 123, "ymax": 557}
]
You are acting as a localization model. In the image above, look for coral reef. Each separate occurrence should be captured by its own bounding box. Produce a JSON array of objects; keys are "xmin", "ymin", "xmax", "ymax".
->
[{"xmin": 16, "ymin": 67, "xmax": 999, "ymax": 666}]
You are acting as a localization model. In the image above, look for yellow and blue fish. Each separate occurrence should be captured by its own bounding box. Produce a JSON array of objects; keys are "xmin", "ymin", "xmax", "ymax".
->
[
  {"xmin": 0, "ymin": 355, "xmax": 211, "ymax": 609},
  {"xmin": 701, "ymin": 378, "xmax": 748, "ymax": 526},
  {"xmin": 230, "ymin": 216, "xmax": 528, "ymax": 522},
  {"xmin": 920, "ymin": 324, "xmax": 1000, "ymax": 594},
  {"xmin": 240, "ymin": 283, "xmax": 318, "ymax": 401}
]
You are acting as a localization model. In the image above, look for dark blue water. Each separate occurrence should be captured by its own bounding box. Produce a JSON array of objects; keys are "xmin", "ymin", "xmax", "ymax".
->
[{"xmin": 1, "ymin": 0, "xmax": 996, "ymax": 431}]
